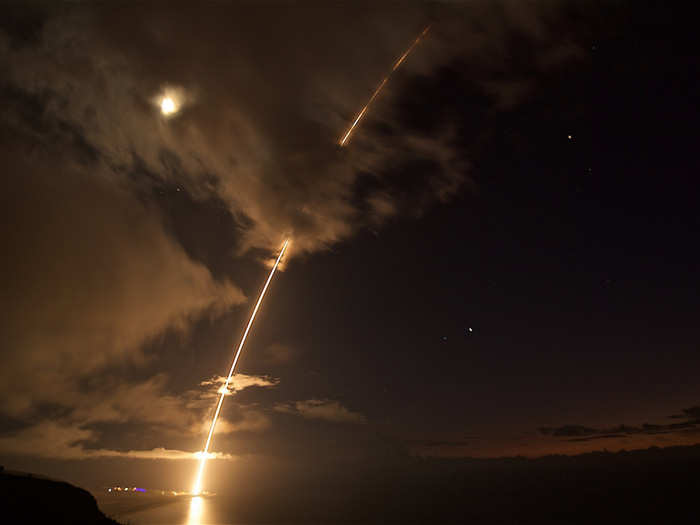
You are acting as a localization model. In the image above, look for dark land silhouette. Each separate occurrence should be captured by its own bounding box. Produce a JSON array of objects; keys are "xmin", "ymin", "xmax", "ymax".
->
[{"xmin": 0, "ymin": 467, "xmax": 120, "ymax": 525}]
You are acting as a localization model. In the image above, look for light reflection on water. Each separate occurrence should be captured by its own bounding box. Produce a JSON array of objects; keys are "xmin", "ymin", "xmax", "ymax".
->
[
  {"xmin": 115, "ymin": 496, "xmax": 330, "ymax": 525},
  {"xmin": 187, "ymin": 496, "xmax": 203, "ymax": 524},
  {"xmin": 112, "ymin": 494, "xmax": 222, "ymax": 524}
]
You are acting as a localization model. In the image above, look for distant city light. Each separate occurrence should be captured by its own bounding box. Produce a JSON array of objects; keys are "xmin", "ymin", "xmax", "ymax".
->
[{"xmin": 107, "ymin": 485, "xmax": 199, "ymax": 496}]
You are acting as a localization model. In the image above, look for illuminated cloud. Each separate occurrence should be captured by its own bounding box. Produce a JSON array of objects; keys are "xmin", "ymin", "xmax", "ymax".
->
[
  {"xmin": 101, "ymin": 448, "xmax": 235, "ymax": 460},
  {"xmin": 0, "ymin": 422, "xmax": 235, "ymax": 460},
  {"xmin": 0, "ymin": 152, "xmax": 244, "ymax": 420},
  {"xmin": 200, "ymin": 373, "xmax": 280, "ymax": 396}
]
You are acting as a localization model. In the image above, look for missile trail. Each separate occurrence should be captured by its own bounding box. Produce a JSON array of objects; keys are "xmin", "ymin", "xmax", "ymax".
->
[
  {"xmin": 339, "ymin": 25, "xmax": 431, "ymax": 147},
  {"xmin": 192, "ymin": 239, "xmax": 289, "ymax": 495}
]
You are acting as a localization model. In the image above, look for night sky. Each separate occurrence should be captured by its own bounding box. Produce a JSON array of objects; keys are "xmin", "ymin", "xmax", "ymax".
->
[{"xmin": 1, "ymin": 0, "xmax": 699, "ymax": 514}]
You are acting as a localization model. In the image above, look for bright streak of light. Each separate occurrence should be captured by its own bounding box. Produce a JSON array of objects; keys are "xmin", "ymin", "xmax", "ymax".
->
[
  {"xmin": 339, "ymin": 25, "xmax": 431, "ymax": 147},
  {"xmin": 192, "ymin": 239, "xmax": 290, "ymax": 495}
]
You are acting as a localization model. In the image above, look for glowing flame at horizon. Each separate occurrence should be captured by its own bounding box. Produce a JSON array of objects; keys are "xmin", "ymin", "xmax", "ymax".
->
[
  {"xmin": 192, "ymin": 239, "xmax": 290, "ymax": 495},
  {"xmin": 339, "ymin": 25, "xmax": 431, "ymax": 147}
]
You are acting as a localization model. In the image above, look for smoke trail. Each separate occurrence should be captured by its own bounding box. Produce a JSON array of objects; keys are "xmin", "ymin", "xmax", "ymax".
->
[
  {"xmin": 339, "ymin": 25, "xmax": 431, "ymax": 147},
  {"xmin": 192, "ymin": 239, "xmax": 290, "ymax": 495}
]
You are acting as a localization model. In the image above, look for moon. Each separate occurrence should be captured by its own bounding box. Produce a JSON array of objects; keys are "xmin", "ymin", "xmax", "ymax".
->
[{"xmin": 160, "ymin": 96, "xmax": 176, "ymax": 115}]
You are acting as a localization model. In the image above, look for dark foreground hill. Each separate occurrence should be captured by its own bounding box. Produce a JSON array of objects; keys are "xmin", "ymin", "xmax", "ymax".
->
[{"xmin": 0, "ymin": 468, "xmax": 120, "ymax": 525}]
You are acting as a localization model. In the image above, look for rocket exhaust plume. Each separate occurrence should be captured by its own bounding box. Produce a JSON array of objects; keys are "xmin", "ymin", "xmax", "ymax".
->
[
  {"xmin": 339, "ymin": 25, "xmax": 431, "ymax": 147},
  {"xmin": 192, "ymin": 239, "xmax": 290, "ymax": 495}
]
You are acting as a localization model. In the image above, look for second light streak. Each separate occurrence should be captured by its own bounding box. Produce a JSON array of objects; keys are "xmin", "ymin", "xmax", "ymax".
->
[{"xmin": 339, "ymin": 25, "xmax": 431, "ymax": 147}]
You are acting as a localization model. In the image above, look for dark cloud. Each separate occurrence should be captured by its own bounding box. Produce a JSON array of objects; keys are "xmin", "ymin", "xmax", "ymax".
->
[
  {"xmin": 259, "ymin": 343, "xmax": 296, "ymax": 365},
  {"xmin": 275, "ymin": 399, "xmax": 366, "ymax": 424},
  {"xmin": 670, "ymin": 406, "xmax": 700, "ymax": 420},
  {"xmin": 540, "ymin": 405, "xmax": 700, "ymax": 442},
  {"xmin": 566, "ymin": 434, "xmax": 627, "ymax": 443},
  {"xmin": 539, "ymin": 425, "xmax": 599, "ymax": 437},
  {"xmin": 408, "ymin": 437, "xmax": 482, "ymax": 453}
]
